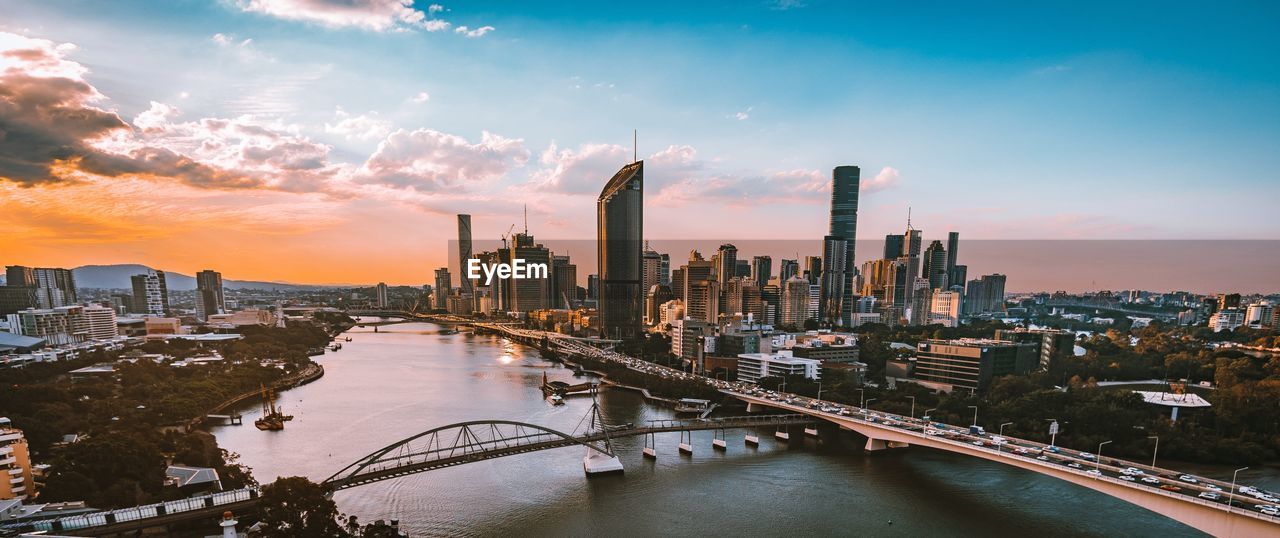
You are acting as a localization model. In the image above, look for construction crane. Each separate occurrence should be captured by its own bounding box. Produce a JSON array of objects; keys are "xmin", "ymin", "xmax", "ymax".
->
[{"xmin": 501, "ymin": 223, "xmax": 516, "ymax": 250}]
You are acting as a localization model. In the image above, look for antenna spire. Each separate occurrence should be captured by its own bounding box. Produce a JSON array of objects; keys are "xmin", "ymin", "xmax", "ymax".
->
[
  {"xmin": 907, "ymin": 206, "xmax": 913, "ymax": 230},
  {"xmin": 633, "ymin": 129, "xmax": 637, "ymax": 163},
  {"xmin": 523, "ymin": 204, "xmax": 528, "ymax": 235}
]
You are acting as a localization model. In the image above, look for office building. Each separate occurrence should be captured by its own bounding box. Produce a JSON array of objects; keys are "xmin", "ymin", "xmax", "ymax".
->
[
  {"xmin": 820, "ymin": 165, "xmax": 860, "ymax": 327},
  {"xmin": 195, "ymin": 269, "xmax": 225, "ymax": 321},
  {"xmin": 965, "ymin": 274, "xmax": 1007, "ymax": 315},
  {"xmin": 911, "ymin": 338, "xmax": 1037, "ymax": 392},
  {"xmin": 83, "ymin": 304, "xmax": 119, "ymax": 341},
  {"xmin": 0, "ymin": 418, "xmax": 35, "ymax": 500},
  {"xmin": 130, "ymin": 270, "xmax": 169, "ymax": 316},
  {"xmin": 803, "ymin": 256, "xmax": 822, "ymax": 286},
  {"xmin": 945, "ymin": 231, "xmax": 959, "ymax": 283},
  {"xmin": 1218, "ymin": 293, "xmax": 1241, "ymax": 310},
  {"xmin": 736, "ymin": 350, "xmax": 822, "ymax": 384},
  {"xmin": 642, "ymin": 244, "xmax": 663, "ymax": 298},
  {"xmin": 552, "ymin": 255, "xmax": 578, "ymax": 309},
  {"xmin": 433, "ymin": 268, "xmax": 451, "ymax": 310},
  {"xmin": 715, "ymin": 244, "xmax": 738, "ymax": 283},
  {"xmin": 923, "ymin": 240, "xmax": 948, "ymax": 290},
  {"xmin": 685, "ymin": 279, "xmax": 721, "ymax": 323},
  {"xmin": 820, "ymin": 235, "xmax": 849, "ymax": 325},
  {"xmin": 4, "ymin": 266, "xmax": 36, "ymax": 288},
  {"xmin": 928, "ymin": 290, "xmax": 962, "ymax": 327},
  {"xmin": 0, "ymin": 287, "xmax": 36, "ymax": 316},
  {"xmin": 751, "ymin": 256, "xmax": 773, "ymax": 290},
  {"xmin": 723, "ymin": 277, "xmax": 762, "ymax": 320},
  {"xmin": 1244, "ymin": 301, "xmax": 1274, "ymax": 328},
  {"xmin": 645, "ymin": 284, "xmax": 673, "ymax": 326},
  {"xmin": 375, "ymin": 282, "xmax": 389, "ymax": 308},
  {"xmin": 949, "ymin": 264, "xmax": 968, "ymax": 293},
  {"xmin": 597, "ymin": 161, "xmax": 644, "ymax": 339},
  {"xmin": 658, "ymin": 253, "xmax": 671, "ymax": 286},
  {"xmin": 6, "ymin": 306, "xmax": 88, "ymax": 346},
  {"xmin": 1209, "ymin": 309, "xmax": 1244, "ymax": 332},
  {"xmin": 778, "ymin": 258, "xmax": 799, "ymax": 282},
  {"xmin": 507, "ymin": 232, "xmax": 553, "ymax": 312},
  {"xmin": 995, "ymin": 328, "xmax": 1077, "ymax": 371},
  {"xmin": 883, "ymin": 234, "xmax": 904, "ymax": 261},
  {"xmin": 781, "ymin": 275, "xmax": 811, "ymax": 327},
  {"xmin": 31, "ymin": 268, "xmax": 77, "ymax": 309}
]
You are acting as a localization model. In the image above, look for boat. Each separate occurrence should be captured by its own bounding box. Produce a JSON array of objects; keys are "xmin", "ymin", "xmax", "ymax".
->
[
  {"xmin": 440, "ymin": 328, "xmax": 458, "ymax": 335},
  {"xmin": 550, "ymin": 394, "xmax": 565, "ymax": 406},
  {"xmin": 674, "ymin": 398, "xmax": 712, "ymax": 414},
  {"xmin": 254, "ymin": 384, "xmax": 287, "ymax": 431}
]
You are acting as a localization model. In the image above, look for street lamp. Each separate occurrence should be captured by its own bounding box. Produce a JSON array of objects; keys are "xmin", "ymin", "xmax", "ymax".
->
[
  {"xmin": 1230, "ymin": 467, "xmax": 1248, "ymax": 508},
  {"xmin": 924, "ymin": 408, "xmax": 937, "ymax": 421},
  {"xmin": 906, "ymin": 396, "xmax": 916, "ymax": 420},
  {"xmin": 998, "ymin": 422, "xmax": 1013, "ymax": 452},
  {"xmin": 857, "ymin": 388, "xmax": 866, "ymax": 408},
  {"xmin": 817, "ymin": 381, "xmax": 823, "ymax": 401},
  {"xmin": 864, "ymin": 399, "xmax": 876, "ymax": 416},
  {"xmin": 1096, "ymin": 440, "xmax": 1112, "ymax": 474},
  {"xmin": 967, "ymin": 405, "xmax": 978, "ymax": 427},
  {"xmin": 1045, "ymin": 419, "xmax": 1059, "ymax": 448},
  {"xmin": 1147, "ymin": 435, "xmax": 1159, "ymax": 472}
]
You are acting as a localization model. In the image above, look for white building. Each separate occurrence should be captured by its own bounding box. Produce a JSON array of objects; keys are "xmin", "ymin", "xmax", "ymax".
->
[
  {"xmin": 928, "ymin": 290, "xmax": 962, "ymax": 327},
  {"xmin": 658, "ymin": 299, "xmax": 685, "ymax": 327},
  {"xmin": 82, "ymin": 305, "xmax": 119, "ymax": 341},
  {"xmin": 4, "ymin": 307, "xmax": 87, "ymax": 346},
  {"xmin": 1209, "ymin": 309, "xmax": 1245, "ymax": 332},
  {"xmin": 780, "ymin": 276, "xmax": 810, "ymax": 327},
  {"xmin": 736, "ymin": 350, "xmax": 821, "ymax": 384},
  {"xmin": 1245, "ymin": 301, "xmax": 1274, "ymax": 329}
]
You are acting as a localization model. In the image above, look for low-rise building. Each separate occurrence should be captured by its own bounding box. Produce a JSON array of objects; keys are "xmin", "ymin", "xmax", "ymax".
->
[
  {"xmin": 909, "ymin": 338, "xmax": 1037, "ymax": 393},
  {"xmin": 736, "ymin": 350, "xmax": 821, "ymax": 384},
  {"xmin": 0, "ymin": 418, "xmax": 35, "ymax": 501}
]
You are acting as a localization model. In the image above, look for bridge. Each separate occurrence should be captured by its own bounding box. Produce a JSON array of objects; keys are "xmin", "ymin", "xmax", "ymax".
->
[{"xmin": 3, "ymin": 407, "xmax": 814, "ymax": 536}]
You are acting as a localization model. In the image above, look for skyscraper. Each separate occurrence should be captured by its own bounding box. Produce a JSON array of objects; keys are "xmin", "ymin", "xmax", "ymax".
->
[
  {"xmin": 923, "ymin": 240, "xmax": 948, "ymax": 290},
  {"xmin": 781, "ymin": 275, "xmax": 811, "ymax": 327},
  {"xmin": 803, "ymin": 256, "xmax": 822, "ymax": 286},
  {"xmin": 945, "ymin": 231, "xmax": 959, "ymax": 283},
  {"xmin": 375, "ymin": 282, "xmax": 389, "ymax": 308},
  {"xmin": 195, "ymin": 269, "xmax": 225, "ymax": 321},
  {"xmin": 433, "ymin": 268, "xmax": 451, "ymax": 310},
  {"xmin": 130, "ymin": 270, "xmax": 169, "ymax": 316},
  {"xmin": 752, "ymin": 255, "xmax": 772, "ymax": 290},
  {"xmin": 552, "ymin": 255, "xmax": 577, "ymax": 309},
  {"xmin": 457, "ymin": 214, "xmax": 474, "ymax": 298},
  {"xmin": 778, "ymin": 258, "xmax": 799, "ymax": 282},
  {"xmin": 715, "ymin": 244, "xmax": 737, "ymax": 283},
  {"xmin": 5, "ymin": 266, "xmax": 35, "ymax": 287},
  {"xmin": 32, "ymin": 267, "xmax": 76, "ymax": 309},
  {"xmin": 508, "ymin": 232, "xmax": 552, "ymax": 311},
  {"xmin": 642, "ymin": 243, "xmax": 662, "ymax": 298},
  {"xmin": 822, "ymin": 165, "xmax": 860, "ymax": 326},
  {"xmin": 597, "ymin": 161, "xmax": 644, "ymax": 339},
  {"xmin": 658, "ymin": 253, "xmax": 671, "ymax": 286},
  {"xmin": 883, "ymin": 234, "xmax": 904, "ymax": 261}
]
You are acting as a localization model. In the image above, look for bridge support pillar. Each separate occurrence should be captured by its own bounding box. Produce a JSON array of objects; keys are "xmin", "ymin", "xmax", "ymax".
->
[
  {"xmin": 864, "ymin": 438, "xmax": 910, "ymax": 452},
  {"xmin": 583, "ymin": 451, "xmax": 624, "ymax": 476},
  {"xmin": 746, "ymin": 402, "xmax": 765, "ymax": 413},
  {"xmin": 745, "ymin": 434, "xmax": 759, "ymax": 446}
]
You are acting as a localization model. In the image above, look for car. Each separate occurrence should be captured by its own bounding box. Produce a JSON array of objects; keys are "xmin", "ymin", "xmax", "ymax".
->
[
  {"xmin": 1178, "ymin": 475, "xmax": 1199, "ymax": 483},
  {"xmin": 1141, "ymin": 477, "xmax": 1161, "ymax": 484},
  {"xmin": 1198, "ymin": 492, "xmax": 1220, "ymax": 500},
  {"xmin": 1204, "ymin": 484, "xmax": 1223, "ymax": 492},
  {"xmin": 1123, "ymin": 467, "xmax": 1145, "ymax": 476},
  {"xmin": 972, "ymin": 441, "xmax": 985, "ymax": 447},
  {"xmin": 1160, "ymin": 485, "xmax": 1183, "ymax": 492},
  {"xmin": 1086, "ymin": 469, "xmax": 1102, "ymax": 476},
  {"xmin": 1240, "ymin": 486, "xmax": 1258, "ymax": 494},
  {"xmin": 1067, "ymin": 463, "xmax": 1083, "ymax": 469},
  {"xmin": 1260, "ymin": 495, "xmax": 1280, "ymax": 503},
  {"xmin": 1261, "ymin": 508, "xmax": 1279, "ymax": 516},
  {"xmin": 1014, "ymin": 448, "xmax": 1030, "ymax": 455},
  {"xmin": 1078, "ymin": 452, "xmax": 1096, "ymax": 460},
  {"xmin": 1120, "ymin": 475, "xmax": 1137, "ymax": 482}
]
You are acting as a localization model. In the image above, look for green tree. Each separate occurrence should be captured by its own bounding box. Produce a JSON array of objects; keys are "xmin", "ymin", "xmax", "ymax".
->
[{"xmin": 257, "ymin": 477, "xmax": 351, "ymax": 537}]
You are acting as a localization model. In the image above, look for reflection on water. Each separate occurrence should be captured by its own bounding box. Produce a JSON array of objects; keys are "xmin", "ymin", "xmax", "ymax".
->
[{"xmin": 212, "ymin": 321, "xmax": 1209, "ymax": 537}]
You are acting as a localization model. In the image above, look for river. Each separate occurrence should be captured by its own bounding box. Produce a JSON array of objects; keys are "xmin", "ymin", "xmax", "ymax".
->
[{"xmin": 209, "ymin": 321, "xmax": 1271, "ymax": 536}]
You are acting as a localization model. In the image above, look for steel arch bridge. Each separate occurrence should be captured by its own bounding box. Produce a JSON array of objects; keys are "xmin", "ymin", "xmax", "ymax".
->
[{"xmin": 323, "ymin": 420, "xmax": 615, "ymax": 491}]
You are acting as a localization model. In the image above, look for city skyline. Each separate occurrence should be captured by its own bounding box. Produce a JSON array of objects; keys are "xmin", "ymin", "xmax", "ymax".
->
[{"xmin": 2, "ymin": 2, "xmax": 1279, "ymax": 286}]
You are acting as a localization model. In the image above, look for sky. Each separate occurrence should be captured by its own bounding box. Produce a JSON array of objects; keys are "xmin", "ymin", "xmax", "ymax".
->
[{"xmin": 1, "ymin": 1, "xmax": 1277, "ymax": 288}]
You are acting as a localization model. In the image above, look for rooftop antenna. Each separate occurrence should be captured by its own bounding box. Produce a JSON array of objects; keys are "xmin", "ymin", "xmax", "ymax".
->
[
  {"xmin": 633, "ymin": 129, "xmax": 637, "ymax": 164},
  {"xmin": 907, "ymin": 206, "xmax": 913, "ymax": 230},
  {"xmin": 523, "ymin": 204, "xmax": 528, "ymax": 235}
]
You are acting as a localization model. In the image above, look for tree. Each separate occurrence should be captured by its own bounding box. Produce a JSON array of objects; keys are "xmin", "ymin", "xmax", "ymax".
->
[{"xmin": 257, "ymin": 477, "xmax": 351, "ymax": 537}]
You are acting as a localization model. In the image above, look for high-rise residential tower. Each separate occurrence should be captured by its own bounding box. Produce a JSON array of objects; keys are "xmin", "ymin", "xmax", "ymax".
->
[
  {"xmin": 945, "ymin": 231, "xmax": 959, "ymax": 282},
  {"xmin": 433, "ymin": 268, "xmax": 451, "ymax": 310},
  {"xmin": 883, "ymin": 234, "xmax": 904, "ymax": 261},
  {"xmin": 597, "ymin": 161, "xmax": 644, "ymax": 339},
  {"xmin": 130, "ymin": 270, "xmax": 169, "ymax": 316},
  {"xmin": 751, "ymin": 255, "xmax": 772, "ymax": 290},
  {"xmin": 642, "ymin": 243, "xmax": 662, "ymax": 298},
  {"xmin": 923, "ymin": 240, "xmax": 948, "ymax": 290},
  {"xmin": 821, "ymin": 165, "xmax": 860, "ymax": 326},
  {"xmin": 195, "ymin": 269, "xmax": 225, "ymax": 321}
]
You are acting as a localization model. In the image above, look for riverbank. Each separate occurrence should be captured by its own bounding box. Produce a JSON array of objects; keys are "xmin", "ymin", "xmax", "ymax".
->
[{"xmin": 186, "ymin": 362, "xmax": 326, "ymax": 432}]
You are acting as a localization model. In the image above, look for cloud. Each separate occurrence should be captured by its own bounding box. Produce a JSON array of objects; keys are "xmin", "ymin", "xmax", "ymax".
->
[
  {"xmin": 410, "ymin": 91, "xmax": 430, "ymax": 103},
  {"xmin": 862, "ymin": 166, "xmax": 900, "ymax": 193},
  {"xmin": 356, "ymin": 128, "xmax": 529, "ymax": 191},
  {"xmin": 454, "ymin": 25, "xmax": 495, "ymax": 38},
  {"xmin": 0, "ymin": 32, "xmax": 252, "ymax": 189},
  {"xmin": 731, "ymin": 106, "xmax": 753, "ymax": 121},
  {"xmin": 211, "ymin": 33, "xmax": 253, "ymax": 47},
  {"xmin": 767, "ymin": 0, "xmax": 807, "ymax": 10},
  {"xmin": 529, "ymin": 143, "xmax": 632, "ymax": 194},
  {"xmin": 232, "ymin": 0, "xmax": 458, "ymax": 32},
  {"xmin": 324, "ymin": 107, "xmax": 393, "ymax": 141}
]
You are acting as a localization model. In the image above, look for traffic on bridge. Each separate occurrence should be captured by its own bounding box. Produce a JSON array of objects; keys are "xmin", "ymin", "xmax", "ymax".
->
[{"xmin": 477, "ymin": 323, "xmax": 1280, "ymax": 536}]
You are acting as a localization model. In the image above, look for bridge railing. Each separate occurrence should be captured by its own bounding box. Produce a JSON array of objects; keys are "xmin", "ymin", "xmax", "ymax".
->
[{"xmin": 1, "ymin": 488, "xmax": 259, "ymax": 533}]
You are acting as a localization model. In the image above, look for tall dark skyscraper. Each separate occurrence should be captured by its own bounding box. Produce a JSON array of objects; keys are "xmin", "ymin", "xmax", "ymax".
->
[
  {"xmin": 457, "ymin": 214, "xmax": 473, "ymax": 297},
  {"xmin": 715, "ymin": 243, "xmax": 737, "ymax": 283},
  {"xmin": 923, "ymin": 240, "xmax": 948, "ymax": 290},
  {"xmin": 821, "ymin": 165, "xmax": 859, "ymax": 325},
  {"xmin": 597, "ymin": 161, "xmax": 644, "ymax": 339},
  {"xmin": 752, "ymin": 255, "xmax": 773, "ymax": 289},
  {"xmin": 195, "ymin": 269, "xmax": 224, "ymax": 321},
  {"xmin": 883, "ymin": 234, "xmax": 904, "ymax": 261},
  {"xmin": 945, "ymin": 231, "xmax": 961, "ymax": 290}
]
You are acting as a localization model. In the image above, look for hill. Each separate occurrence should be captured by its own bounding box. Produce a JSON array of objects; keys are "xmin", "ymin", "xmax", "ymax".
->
[{"xmin": 70, "ymin": 264, "xmax": 331, "ymax": 291}]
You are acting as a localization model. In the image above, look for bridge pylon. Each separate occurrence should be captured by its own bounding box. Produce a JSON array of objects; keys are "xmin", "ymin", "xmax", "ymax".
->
[{"xmin": 581, "ymin": 387, "xmax": 624, "ymax": 475}]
